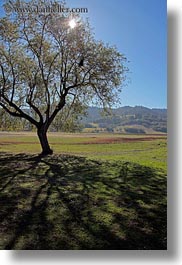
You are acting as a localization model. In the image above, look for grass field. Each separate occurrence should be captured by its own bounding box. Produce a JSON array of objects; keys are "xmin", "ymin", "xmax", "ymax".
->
[
  {"xmin": 0, "ymin": 132, "xmax": 167, "ymax": 171},
  {"xmin": 0, "ymin": 132, "xmax": 167, "ymax": 249}
]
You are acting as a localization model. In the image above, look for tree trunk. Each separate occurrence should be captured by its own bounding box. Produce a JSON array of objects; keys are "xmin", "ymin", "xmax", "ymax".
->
[{"xmin": 37, "ymin": 127, "xmax": 53, "ymax": 156}]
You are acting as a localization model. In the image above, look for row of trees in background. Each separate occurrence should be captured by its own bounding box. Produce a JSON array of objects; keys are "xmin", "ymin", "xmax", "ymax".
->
[
  {"xmin": 0, "ymin": 104, "xmax": 167, "ymax": 133},
  {"xmin": 0, "ymin": 105, "xmax": 84, "ymax": 132}
]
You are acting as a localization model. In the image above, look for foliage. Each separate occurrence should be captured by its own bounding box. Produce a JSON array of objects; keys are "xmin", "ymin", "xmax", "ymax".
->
[
  {"xmin": 0, "ymin": 0, "xmax": 128, "ymax": 154},
  {"xmin": 124, "ymin": 128, "xmax": 146, "ymax": 134}
]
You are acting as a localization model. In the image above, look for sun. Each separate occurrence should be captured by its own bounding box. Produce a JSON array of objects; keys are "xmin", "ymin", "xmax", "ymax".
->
[{"xmin": 69, "ymin": 19, "xmax": 76, "ymax": 29}]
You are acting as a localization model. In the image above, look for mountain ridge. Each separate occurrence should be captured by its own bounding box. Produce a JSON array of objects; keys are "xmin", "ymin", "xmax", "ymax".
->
[{"xmin": 81, "ymin": 105, "xmax": 167, "ymax": 134}]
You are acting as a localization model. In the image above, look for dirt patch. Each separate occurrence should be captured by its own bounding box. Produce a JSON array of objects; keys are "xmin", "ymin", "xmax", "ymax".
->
[
  {"xmin": 0, "ymin": 142, "xmax": 36, "ymax": 145},
  {"xmin": 0, "ymin": 136, "xmax": 166, "ymax": 146},
  {"xmin": 71, "ymin": 136, "xmax": 167, "ymax": 145}
]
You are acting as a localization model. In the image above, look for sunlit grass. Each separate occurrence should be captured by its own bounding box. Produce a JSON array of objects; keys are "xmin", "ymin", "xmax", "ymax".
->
[
  {"xmin": 0, "ymin": 153, "xmax": 167, "ymax": 250},
  {"xmin": 0, "ymin": 132, "xmax": 167, "ymax": 172}
]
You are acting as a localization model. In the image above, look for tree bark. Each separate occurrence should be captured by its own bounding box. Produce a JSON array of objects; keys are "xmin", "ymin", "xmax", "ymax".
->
[{"xmin": 37, "ymin": 126, "xmax": 53, "ymax": 156}]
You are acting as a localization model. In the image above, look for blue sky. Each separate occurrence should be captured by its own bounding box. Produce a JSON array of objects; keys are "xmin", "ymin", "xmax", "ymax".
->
[
  {"xmin": 67, "ymin": 0, "xmax": 167, "ymax": 108},
  {"xmin": 0, "ymin": 0, "xmax": 167, "ymax": 108}
]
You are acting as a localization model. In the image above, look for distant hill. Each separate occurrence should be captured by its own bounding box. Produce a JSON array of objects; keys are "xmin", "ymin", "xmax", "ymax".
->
[
  {"xmin": 0, "ymin": 105, "xmax": 167, "ymax": 134},
  {"xmin": 81, "ymin": 106, "xmax": 167, "ymax": 134}
]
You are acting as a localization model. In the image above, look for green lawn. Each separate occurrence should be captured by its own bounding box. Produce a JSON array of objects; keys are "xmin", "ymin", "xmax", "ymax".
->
[
  {"xmin": 0, "ymin": 132, "xmax": 167, "ymax": 249},
  {"xmin": 0, "ymin": 132, "xmax": 167, "ymax": 171}
]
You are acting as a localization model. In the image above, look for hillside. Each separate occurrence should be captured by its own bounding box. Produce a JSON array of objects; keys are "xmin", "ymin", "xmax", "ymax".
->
[
  {"xmin": 0, "ymin": 105, "xmax": 167, "ymax": 134},
  {"xmin": 81, "ymin": 106, "xmax": 167, "ymax": 134}
]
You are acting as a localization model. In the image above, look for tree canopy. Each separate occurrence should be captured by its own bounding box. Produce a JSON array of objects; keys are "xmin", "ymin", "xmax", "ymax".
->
[{"xmin": 0, "ymin": 0, "xmax": 128, "ymax": 154}]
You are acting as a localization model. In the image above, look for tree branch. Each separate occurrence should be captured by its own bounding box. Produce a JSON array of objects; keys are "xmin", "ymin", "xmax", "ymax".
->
[
  {"xmin": 2, "ymin": 94, "xmax": 39, "ymax": 126},
  {"xmin": 0, "ymin": 102, "xmax": 22, "ymax": 118}
]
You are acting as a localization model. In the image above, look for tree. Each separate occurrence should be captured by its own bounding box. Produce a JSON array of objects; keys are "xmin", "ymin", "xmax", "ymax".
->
[
  {"xmin": 0, "ymin": 0, "xmax": 128, "ymax": 155},
  {"xmin": 51, "ymin": 99, "xmax": 86, "ymax": 132}
]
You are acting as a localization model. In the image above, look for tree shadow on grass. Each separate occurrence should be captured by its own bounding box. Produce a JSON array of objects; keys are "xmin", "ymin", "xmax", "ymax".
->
[{"xmin": 0, "ymin": 152, "xmax": 167, "ymax": 250}]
